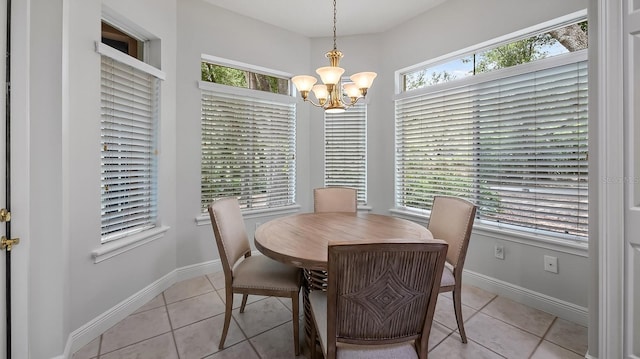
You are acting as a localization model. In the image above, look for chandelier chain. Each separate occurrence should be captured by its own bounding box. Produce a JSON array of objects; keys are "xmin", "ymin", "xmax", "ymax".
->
[{"xmin": 332, "ymin": 0, "xmax": 337, "ymax": 50}]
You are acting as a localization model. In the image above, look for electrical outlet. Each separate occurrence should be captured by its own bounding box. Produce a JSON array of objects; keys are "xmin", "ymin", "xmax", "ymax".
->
[
  {"xmin": 494, "ymin": 245, "xmax": 504, "ymax": 260},
  {"xmin": 544, "ymin": 255, "xmax": 558, "ymax": 273}
]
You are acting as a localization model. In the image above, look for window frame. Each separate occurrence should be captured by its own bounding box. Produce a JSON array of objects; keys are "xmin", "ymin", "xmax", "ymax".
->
[
  {"xmin": 97, "ymin": 42, "xmax": 165, "ymax": 244},
  {"xmin": 393, "ymin": 13, "xmax": 589, "ymax": 248},
  {"xmin": 198, "ymin": 76, "xmax": 298, "ymax": 218},
  {"xmin": 201, "ymin": 54, "xmax": 294, "ymax": 95},
  {"xmin": 395, "ymin": 10, "xmax": 588, "ymax": 94},
  {"xmin": 94, "ymin": 10, "xmax": 169, "ymax": 262}
]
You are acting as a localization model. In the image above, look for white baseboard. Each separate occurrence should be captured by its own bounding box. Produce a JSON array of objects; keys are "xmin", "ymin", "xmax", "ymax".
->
[
  {"xmin": 463, "ymin": 269, "xmax": 589, "ymax": 326},
  {"xmin": 584, "ymin": 353, "xmax": 597, "ymax": 359},
  {"xmin": 61, "ymin": 259, "xmax": 222, "ymax": 358},
  {"xmin": 175, "ymin": 259, "xmax": 223, "ymax": 283}
]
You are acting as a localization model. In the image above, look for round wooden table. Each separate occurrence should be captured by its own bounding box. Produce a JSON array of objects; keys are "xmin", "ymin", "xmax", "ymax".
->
[
  {"xmin": 254, "ymin": 212, "xmax": 434, "ymax": 351},
  {"xmin": 254, "ymin": 212, "xmax": 434, "ymax": 271}
]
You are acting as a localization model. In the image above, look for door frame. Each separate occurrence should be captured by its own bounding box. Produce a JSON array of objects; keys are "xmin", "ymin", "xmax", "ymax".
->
[
  {"xmin": 592, "ymin": 0, "xmax": 625, "ymax": 358},
  {"xmin": 7, "ymin": 0, "xmax": 31, "ymax": 356}
]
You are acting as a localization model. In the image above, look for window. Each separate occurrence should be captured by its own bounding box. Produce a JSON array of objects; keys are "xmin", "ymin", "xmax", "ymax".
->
[
  {"xmin": 200, "ymin": 75, "xmax": 296, "ymax": 212},
  {"xmin": 99, "ymin": 24, "xmax": 164, "ymax": 243},
  {"xmin": 395, "ymin": 22, "xmax": 588, "ymax": 241},
  {"xmin": 101, "ymin": 21, "xmax": 144, "ymax": 61},
  {"xmin": 324, "ymin": 102, "xmax": 367, "ymax": 205},
  {"xmin": 402, "ymin": 20, "xmax": 588, "ymax": 91},
  {"xmin": 201, "ymin": 61, "xmax": 290, "ymax": 95}
]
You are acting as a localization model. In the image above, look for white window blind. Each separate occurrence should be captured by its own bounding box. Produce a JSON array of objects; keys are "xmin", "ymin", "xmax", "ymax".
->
[
  {"xmin": 100, "ymin": 55, "xmax": 159, "ymax": 242},
  {"xmin": 324, "ymin": 103, "xmax": 367, "ymax": 204},
  {"xmin": 201, "ymin": 87, "xmax": 296, "ymax": 211},
  {"xmin": 395, "ymin": 52, "xmax": 588, "ymax": 239}
]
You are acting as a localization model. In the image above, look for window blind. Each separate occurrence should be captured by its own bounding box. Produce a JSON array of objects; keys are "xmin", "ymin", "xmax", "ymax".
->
[
  {"xmin": 100, "ymin": 55, "xmax": 159, "ymax": 241},
  {"xmin": 201, "ymin": 89, "xmax": 296, "ymax": 211},
  {"xmin": 395, "ymin": 53, "xmax": 588, "ymax": 239},
  {"xmin": 324, "ymin": 102, "xmax": 367, "ymax": 204}
]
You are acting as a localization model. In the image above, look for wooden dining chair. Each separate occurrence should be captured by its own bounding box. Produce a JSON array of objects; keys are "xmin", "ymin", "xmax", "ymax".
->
[
  {"xmin": 308, "ymin": 238, "xmax": 448, "ymax": 359},
  {"xmin": 427, "ymin": 195, "xmax": 477, "ymax": 343},
  {"xmin": 313, "ymin": 187, "xmax": 358, "ymax": 213},
  {"xmin": 208, "ymin": 197, "xmax": 302, "ymax": 354}
]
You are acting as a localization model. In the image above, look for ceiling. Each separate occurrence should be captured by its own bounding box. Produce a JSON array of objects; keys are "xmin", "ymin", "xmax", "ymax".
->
[{"xmin": 203, "ymin": 0, "xmax": 447, "ymax": 38}]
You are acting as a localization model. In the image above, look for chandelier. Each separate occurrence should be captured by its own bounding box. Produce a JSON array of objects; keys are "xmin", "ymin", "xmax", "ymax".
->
[{"xmin": 291, "ymin": 0, "xmax": 377, "ymax": 114}]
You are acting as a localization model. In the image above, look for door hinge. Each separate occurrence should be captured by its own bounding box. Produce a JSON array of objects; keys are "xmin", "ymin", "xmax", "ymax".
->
[
  {"xmin": 1, "ymin": 236, "xmax": 19, "ymax": 251},
  {"xmin": 0, "ymin": 208, "xmax": 10, "ymax": 222}
]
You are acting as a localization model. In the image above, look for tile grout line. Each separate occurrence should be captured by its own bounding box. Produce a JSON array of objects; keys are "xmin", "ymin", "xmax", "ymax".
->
[
  {"xmin": 423, "ymin": 292, "xmax": 498, "ymax": 355},
  {"xmin": 96, "ymin": 333, "xmax": 103, "ymax": 359},
  {"xmin": 527, "ymin": 316, "xmax": 558, "ymax": 359},
  {"xmin": 476, "ymin": 294, "xmax": 558, "ymax": 339},
  {"xmin": 164, "ymin": 291, "xmax": 183, "ymax": 359},
  {"xmin": 210, "ymin": 283, "xmax": 263, "ymax": 359},
  {"xmin": 453, "ymin": 294, "xmax": 511, "ymax": 358}
]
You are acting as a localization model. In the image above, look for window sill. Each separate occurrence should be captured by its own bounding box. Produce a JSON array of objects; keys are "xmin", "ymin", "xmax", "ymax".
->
[
  {"xmin": 91, "ymin": 225, "xmax": 170, "ymax": 263},
  {"xmin": 195, "ymin": 204, "xmax": 302, "ymax": 226},
  {"xmin": 389, "ymin": 208, "xmax": 588, "ymax": 257}
]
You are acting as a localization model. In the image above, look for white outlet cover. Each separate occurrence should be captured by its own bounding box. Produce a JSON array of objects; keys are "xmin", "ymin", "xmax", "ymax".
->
[{"xmin": 544, "ymin": 255, "xmax": 558, "ymax": 273}]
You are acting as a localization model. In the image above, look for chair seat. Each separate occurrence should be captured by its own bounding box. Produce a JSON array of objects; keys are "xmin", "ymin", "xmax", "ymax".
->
[
  {"xmin": 440, "ymin": 265, "xmax": 455, "ymax": 288},
  {"xmin": 309, "ymin": 291, "xmax": 418, "ymax": 359},
  {"xmin": 233, "ymin": 255, "xmax": 300, "ymax": 292}
]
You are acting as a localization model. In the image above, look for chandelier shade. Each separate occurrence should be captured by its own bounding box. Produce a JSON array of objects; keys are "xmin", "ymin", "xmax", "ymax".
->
[
  {"xmin": 292, "ymin": 0, "xmax": 376, "ymax": 113},
  {"xmin": 291, "ymin": 75, "xmax": 317, "ymax": 93}
]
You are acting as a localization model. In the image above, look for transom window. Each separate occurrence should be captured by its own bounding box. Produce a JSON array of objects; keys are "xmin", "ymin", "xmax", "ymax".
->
[
  {"xmin": 402, "ymin": 20, "xmax": 587, "ymax": 92},
  {"xmin": 201, "ymin": 60, "xmax": 290, "ymax": 95}
]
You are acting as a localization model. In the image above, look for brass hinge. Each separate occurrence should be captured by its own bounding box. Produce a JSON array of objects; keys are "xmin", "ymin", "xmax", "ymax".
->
[
  {"xmin": 0, "ymin": 208, "xmax": 10, "ymax": 222},
  {"xmin": 1, "ymin": 236, "xmax": 19, "ymax": 251}
]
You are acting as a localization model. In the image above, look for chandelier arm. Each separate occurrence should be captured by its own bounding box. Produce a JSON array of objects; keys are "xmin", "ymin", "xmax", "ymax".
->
[
  {"xmin": 303, "ymin": 97, "xmax": 328, "ymax": 109},
  {"xmin": 340, "ymin": 95, "xmax": 363, "ymax": 109}
]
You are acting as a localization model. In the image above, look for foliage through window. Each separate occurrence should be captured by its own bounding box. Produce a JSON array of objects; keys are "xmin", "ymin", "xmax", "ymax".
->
[
  {"xmin": 395, "ymin": 18, "xmax": 589, "ymax": 240},
  {"xmin": 200, "ymin": 78, "xmax": 296, "ymax": 212},
  {"xmin": 324, "ymin": 102, "xmax": 367, "ymax": 204},
  {"xmin": 201, "ymin": 61, "xmax": 290, "ymax": 95},
  {"xmin": 403, "ymin": 20, "xmax": 587, "ymax": 91}
]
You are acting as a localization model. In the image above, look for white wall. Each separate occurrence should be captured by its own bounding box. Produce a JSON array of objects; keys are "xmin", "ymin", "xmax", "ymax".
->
[
  {"xmin": 26, "ymin": 0, "xmax": 178, "ymax": 356},
  {"xmin": 175, "ymin": 0, "xmax": 313, "ymax": 268},
  {"xmin": 66, "ymin": 0, "xmax": 179, "ymax": 328},
  {"xmin": 23, "ymin": 0, "xmax": 591, "ymax": 356},
  {"xmin": 29, "ymin": 0, "xmax": 67, "ymax": 356}
]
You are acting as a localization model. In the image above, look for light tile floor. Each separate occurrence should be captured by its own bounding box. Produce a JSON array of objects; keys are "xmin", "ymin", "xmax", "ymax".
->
[{"xmin": 72, "ymin": 271, "xmax": 588, "ymax": 359}]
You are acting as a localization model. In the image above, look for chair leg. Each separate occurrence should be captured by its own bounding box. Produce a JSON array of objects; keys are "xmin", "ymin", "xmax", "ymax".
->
[
  {"xmin": 309, "ymin": 307, "xmax": 317, "ymax": 359},
  {"xmin": 292, "ymin": 291, "xmax": 300, "ymax": 356},
  {"xmin": 240, "ymin": 294, "xmax": 249, "ymax": 313},
  {"xmin": 452, "ymin": 287, "xmax": 467, "ymax": 343},
  {"xmin": 219, "ymin": 288, "xmax": 234, "ymax": 349}
]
